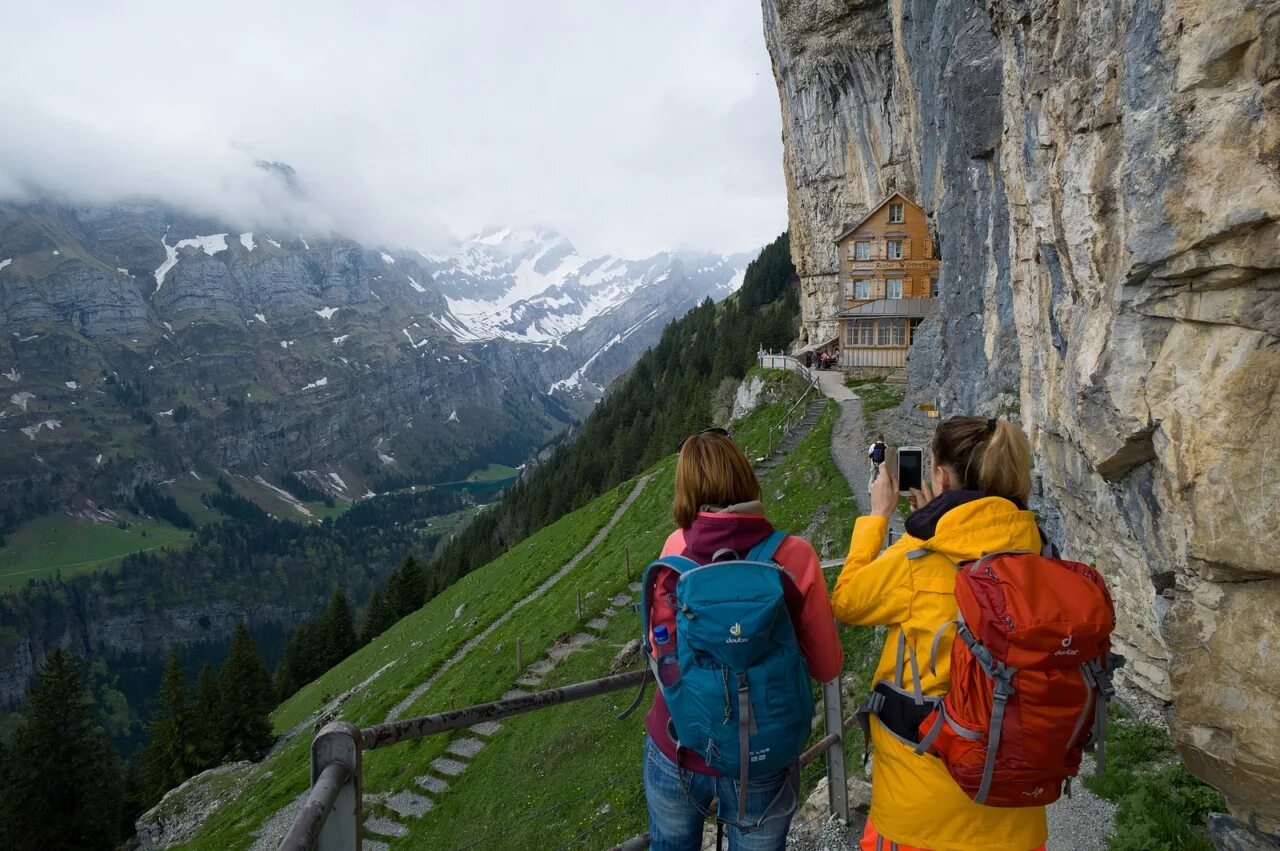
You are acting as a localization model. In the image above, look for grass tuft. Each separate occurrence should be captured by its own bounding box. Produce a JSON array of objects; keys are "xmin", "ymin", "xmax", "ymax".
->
[{"xmin": 1084, "ymin": 719, "xmax": 1224, "ymax": 851}]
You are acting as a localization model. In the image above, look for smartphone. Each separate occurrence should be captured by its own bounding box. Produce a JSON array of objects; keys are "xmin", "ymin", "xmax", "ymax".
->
[{"xmin": 897, "ymin": 446, "xmax": 924, "ymax": 494}]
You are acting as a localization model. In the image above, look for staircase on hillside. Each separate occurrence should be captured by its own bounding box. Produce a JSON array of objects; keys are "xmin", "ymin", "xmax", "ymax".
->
[{"xmin": 757, "ymin": 397, "xmax": 828, "ymax": 470}]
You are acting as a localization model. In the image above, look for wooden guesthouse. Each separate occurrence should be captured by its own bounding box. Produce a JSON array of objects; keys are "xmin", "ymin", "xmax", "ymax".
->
[{"xmin": 833, "ymin": 192, "xmax": 940, "ymax": 369}]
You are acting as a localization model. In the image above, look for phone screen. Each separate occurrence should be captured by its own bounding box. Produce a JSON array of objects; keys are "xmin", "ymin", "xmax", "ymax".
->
[{"xmin": 898, "ymin": 449, "xmax": 923, "ymax": 492}]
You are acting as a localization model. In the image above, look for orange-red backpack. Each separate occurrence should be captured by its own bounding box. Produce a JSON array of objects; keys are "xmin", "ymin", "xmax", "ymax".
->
[{"xmin": 911, "ymin": 548, "xmax": 1119, "ymax": 806}]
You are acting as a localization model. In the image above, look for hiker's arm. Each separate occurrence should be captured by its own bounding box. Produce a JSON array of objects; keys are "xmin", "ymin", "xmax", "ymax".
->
[
  {"xmin": 831, "ymin": 517, "xmax": 911, "ymax": 626},
  {"xmin": 788, "ymin": 542, "xmax": 843, "ymax": 681}
]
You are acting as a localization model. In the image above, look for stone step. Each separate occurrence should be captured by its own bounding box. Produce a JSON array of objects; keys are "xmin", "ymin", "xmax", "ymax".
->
[
  {"xmin": 628, "ymin": 581, "xmax": 642, "ymax": 593},
  {"xmin": 586, "ymin": 617, "xmax": 609, "ymax": 631},
  {"xmin": 516, "ymin": 674, "xmax": 544, "ymax": 688},
  {"xmin": 446, "ymin": 737, "xmax": 487, "ymax": 759},
  {"xmin": 365, "ymin": 815, "xmax": 410, "ymax": 837},
  {"xmin": 528, "ymin": 658, "xmax": 556, "ymax": 675},
  {"xmin": 430, "ymin": 757, "xmax": 469, "ymax": 776},
  {"xmin": 415, "ymin": 774, "xmax": 450, "ymax": 794},
  {"xmin": 610, "ymin": 593, "xmax": 631, "ymax": 607},
  {"xmin": 385, "ymin": 790, "xmax": 434, "ymax": 818},
  {"xmin": 501, "ymin": 689, "xmax": 529, "ymax": 701},
  {"xmin": 365, "ymin": 841, "xmax": 390, "ymax": 851}
]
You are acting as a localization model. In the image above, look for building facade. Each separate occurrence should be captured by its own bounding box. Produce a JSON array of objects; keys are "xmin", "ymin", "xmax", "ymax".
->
[{"xmin": 833, "ymin": 193, "xmax": 940, "ymax": 368}]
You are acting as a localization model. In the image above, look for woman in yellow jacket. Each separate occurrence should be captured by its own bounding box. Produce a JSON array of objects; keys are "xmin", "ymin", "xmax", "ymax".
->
[{"xmin": 833, "ymin": 416, "xmax": 1048, "ymax": 851}]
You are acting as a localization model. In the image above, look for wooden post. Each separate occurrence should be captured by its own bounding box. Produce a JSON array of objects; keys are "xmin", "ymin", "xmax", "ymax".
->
[
  {"xmin": 576, "ymin": 591, "xmax": 582, "ymax": 620},
  {"xmin": 625, "ymin": 547, "xmax": 631, "ymax": 582},
  {"xmin": 515, "ymin": 638, "xmax": 523, "ymax": 673}
]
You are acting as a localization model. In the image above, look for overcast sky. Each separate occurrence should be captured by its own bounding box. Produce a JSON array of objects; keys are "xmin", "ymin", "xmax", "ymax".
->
[{"xmin": 0, "ymin": 1, "xmax": 787, "ymax": 258}]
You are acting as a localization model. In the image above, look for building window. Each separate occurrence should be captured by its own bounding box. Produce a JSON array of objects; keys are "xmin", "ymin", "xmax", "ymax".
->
[
  {"xmin": 878, "ymin": 319, "xmax": 905, "ymax": 347},
  {"xmin": 854, "ymin": 241, "xmax": 871, "ymax": 261},
  {"xmin": 852, "ymin": 319, "xmax": 875, "ymax": 346},
  {"xmin": 886, "ymin": 278, "xmax": 903, "ymax": 299},
  {"xmin": 888, "ymin": 202, "xmax": 904, "ymax": 223},
  {"xmin": 855, "ymin": 279, "xmax": 871, "ymax": 300},
  {"xmin": 908, "ymin": 318, "xmax": 923, "ymax": 345},
  {"xmin": 887, "ymin": 240, "xmax": 903, "ymax": 260},
  {"xmin": 931, "ymin": 277, "xmax": 940, "ymax": 298}
]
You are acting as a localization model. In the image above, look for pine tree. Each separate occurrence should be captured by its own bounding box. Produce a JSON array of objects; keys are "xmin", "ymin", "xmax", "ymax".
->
[
  {"xmin": 386, "ymin": 555, "xmax": 425, "ymax": 620},
  {"xmin": 218, "ymin": 621, "xmax": 275, "ymax": 760},
  {"xmin": 0, "ymin": 649, "xmax": 122, "ymax": 850},
  {"xmin": 192, "ymin": 662, "xmax": 222, "ymax": 768},
  {"xmin": 141, "ymin": 650, "xmax": 202, "ymax": 800},
  {"xmin": 358, "ymin": 588, "xmax": 394, "ymax": 645},
  {"xmin": 119, "ymin": 761, "xmax": 147, "ymax": 839},
  {"xmin": 321, "ymin": 587, "xmax": 357, "ymax": 666},
  {"xmin": 273, "ymin": 622, "xmax": 311, "ymax": 702}
]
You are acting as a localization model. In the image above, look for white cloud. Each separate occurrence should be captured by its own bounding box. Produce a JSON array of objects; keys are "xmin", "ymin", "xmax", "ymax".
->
[{"xmin": 0, "ymin": 0, "xmax": 786, "ymax": 256}]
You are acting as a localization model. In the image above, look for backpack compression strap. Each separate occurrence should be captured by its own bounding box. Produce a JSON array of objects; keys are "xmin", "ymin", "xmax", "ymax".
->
[{"xmin": 620, "ymin": 555, "xmax": 700, "ymax": 721}]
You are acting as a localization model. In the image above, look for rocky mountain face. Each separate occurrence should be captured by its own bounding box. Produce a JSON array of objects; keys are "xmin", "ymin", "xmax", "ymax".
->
[
  {"xmin": 0, "ymin": 203, "xmax": 747, "ymax": 520},
  {"xmin": 763, "ymin": 0, "xmax": 1280, "ymax": 843}
]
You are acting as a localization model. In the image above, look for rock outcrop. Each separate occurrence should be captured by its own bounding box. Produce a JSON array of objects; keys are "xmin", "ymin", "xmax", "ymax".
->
[{"xmin": 763, "ymin": 0, "xmax": 1280, "ymax": 842}]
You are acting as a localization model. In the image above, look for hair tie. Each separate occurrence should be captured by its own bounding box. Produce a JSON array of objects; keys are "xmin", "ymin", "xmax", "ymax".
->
[{"xmin": 986, "ymin": 418, "xmax": 997, "ymax": 433}]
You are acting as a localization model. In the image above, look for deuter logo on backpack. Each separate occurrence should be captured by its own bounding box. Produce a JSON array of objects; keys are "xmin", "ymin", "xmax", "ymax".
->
[
  {"xmin": 1054, "ymin": 634, "xmax": 1079, "ymax": 657},
  {"xmin": 640, "ymin": 531, "xmax": 812, "ymax": 823}
]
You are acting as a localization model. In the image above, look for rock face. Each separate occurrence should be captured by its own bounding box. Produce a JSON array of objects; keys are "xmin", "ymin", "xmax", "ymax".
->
[
  {"xmin": 763, "ymin": 0, "xmax": 1280, "ymax": 842},
  {"xmin": 0, "ymin": 203, "xmax": 747, "ymax": 519}
]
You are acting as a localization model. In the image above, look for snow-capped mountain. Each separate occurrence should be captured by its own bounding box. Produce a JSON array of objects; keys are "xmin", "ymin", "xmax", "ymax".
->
[
  {"xmin": 0, "ymin": 199, "xmax": 754, "ymax": 520},
  {"xmin": 417, "ymin": 226, "xmax": 748, "ymax": 351}
]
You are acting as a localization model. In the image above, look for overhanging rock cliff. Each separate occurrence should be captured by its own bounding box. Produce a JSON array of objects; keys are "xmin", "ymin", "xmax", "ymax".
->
[{"xmin": 763, "ymin": 0, "xmax": 1280, "ymax": 841}]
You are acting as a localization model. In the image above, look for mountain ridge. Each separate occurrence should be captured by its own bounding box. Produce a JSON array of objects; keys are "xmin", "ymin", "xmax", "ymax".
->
[{"xmin": 0, "ymin": 198, "xmax": 750, "ymax": 534}]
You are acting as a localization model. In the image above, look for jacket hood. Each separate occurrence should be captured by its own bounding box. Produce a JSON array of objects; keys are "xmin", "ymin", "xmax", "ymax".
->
[
  {"xmin": 913, "ymin": 495, "xmax": 1041, "ymax": 561},
  {"xmin": 681, "ymin": 502, "xmax": 774, "ymax": 564}
]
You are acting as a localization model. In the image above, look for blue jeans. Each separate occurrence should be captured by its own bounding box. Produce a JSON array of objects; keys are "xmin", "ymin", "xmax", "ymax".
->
[{"xmin": 643, "ymin": 735, "xmax": 798, "ymax": 851}]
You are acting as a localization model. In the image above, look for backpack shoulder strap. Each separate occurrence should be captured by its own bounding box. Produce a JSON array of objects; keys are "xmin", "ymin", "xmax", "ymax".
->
[
  {"xmin": 1036, "ymin": 524, "xmax": 1061, "ymax": 558},
  {"xmin": 745, "ymin": 530, "xmax": 787, "ymax": 564}
]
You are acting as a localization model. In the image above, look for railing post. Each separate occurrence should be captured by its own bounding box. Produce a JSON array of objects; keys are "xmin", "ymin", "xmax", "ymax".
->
[
  {"xmin": 822, "ymin": 676, "xmax": 850, "ymax": 827},
  {"xmin": 313, "ymin": 722, "xmax": 362, "ymax": 851}
]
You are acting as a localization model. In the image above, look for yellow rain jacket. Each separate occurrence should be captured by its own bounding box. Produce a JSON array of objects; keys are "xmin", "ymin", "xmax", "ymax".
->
[{"xmin": 833, "ymin": 498, "xmax": 1048, "ymax": 851}]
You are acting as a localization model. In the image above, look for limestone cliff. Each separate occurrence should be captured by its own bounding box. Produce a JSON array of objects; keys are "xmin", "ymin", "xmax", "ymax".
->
[{"xmin": 763, "ymin": 0, "xmax": 1280, "ymax": 842}]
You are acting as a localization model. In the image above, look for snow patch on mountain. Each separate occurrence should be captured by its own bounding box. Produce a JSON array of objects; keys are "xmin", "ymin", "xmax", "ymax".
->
[
  {"xmin": 154, "ymin": 234, "xmax": 229, "ymax": 290},
  {"xmin": 550, "ymin": 306, "xmax": 663, "ymax": 393}
]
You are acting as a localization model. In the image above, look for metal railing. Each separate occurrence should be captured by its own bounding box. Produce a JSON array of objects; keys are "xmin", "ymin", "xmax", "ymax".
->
[
  {"xmin": 763, "ymin": 357, "xmax": 821, "ymax": 456},
  {"xmin": 280, "ymin": 668, "xmax": 853, "ymax": 850}
]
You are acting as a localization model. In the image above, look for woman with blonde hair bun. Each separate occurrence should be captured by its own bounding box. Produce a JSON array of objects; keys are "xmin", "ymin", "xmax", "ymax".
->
[{"xmin": 833, "ymin": 416, "xmax": 1048, "ymax": 851}]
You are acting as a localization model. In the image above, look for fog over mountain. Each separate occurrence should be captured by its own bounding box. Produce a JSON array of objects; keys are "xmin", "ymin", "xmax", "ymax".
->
[{"xmin": 0, "ymin": 0, "xmax": 786, "ymax": 257}]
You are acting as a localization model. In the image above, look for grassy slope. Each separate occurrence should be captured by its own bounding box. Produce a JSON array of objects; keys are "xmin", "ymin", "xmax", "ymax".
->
[
  {"xmin": 182, "ymin": 372, "xmax": 867, "ymax": 850},
  {"xmin": 0, "ymin": 451, "xmax": 513, "ymax": 582},
  {"xmin": 0, "ymin": 513, "xmax": 192, "ymax": 586}
]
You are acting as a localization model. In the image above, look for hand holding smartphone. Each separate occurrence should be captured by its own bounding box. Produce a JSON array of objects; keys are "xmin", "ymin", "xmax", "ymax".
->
[{"xmin": 896, "ymin": 446, "xmax": 924, "ymax": 495}]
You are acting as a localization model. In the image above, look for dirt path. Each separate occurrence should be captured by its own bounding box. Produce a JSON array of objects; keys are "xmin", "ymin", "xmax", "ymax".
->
[
  {"xmin": 829, "ymin": 398, "xmax": 872, "ymax": 517},
  {"xmin": 384, "ymin": 472, "xmax": 654, "ymax": 722}
]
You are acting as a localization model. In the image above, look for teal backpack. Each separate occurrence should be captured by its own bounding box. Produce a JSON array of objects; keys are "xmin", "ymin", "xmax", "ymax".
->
[{"xmin": 640, "ymin": 530, "xmax": 812, "ymax": 823}]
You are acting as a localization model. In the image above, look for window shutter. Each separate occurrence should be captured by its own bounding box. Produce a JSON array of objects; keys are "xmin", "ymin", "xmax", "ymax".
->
[
  {"xmin": 925, "ymin": 239, "xmax": 934, "ymax": 259},
  {"xmin": 902, "ymin": 238, "xmax": 912, "ymax": 259}
]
